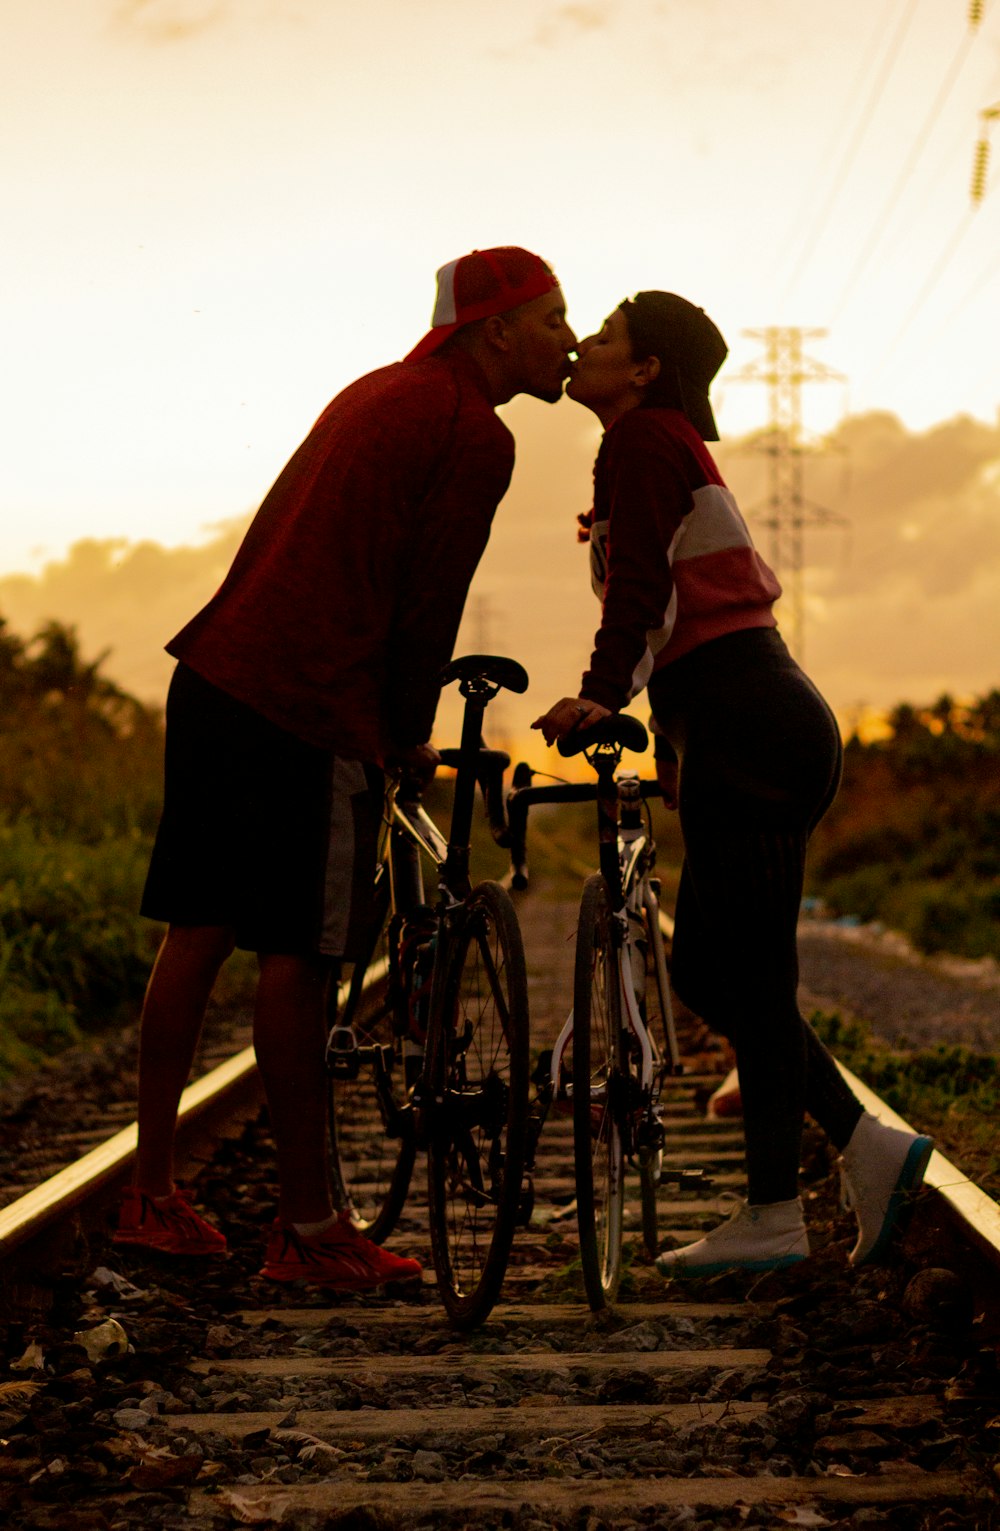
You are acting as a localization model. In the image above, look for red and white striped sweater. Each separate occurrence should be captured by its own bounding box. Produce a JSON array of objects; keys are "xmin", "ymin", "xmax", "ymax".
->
[{"xmin": 579, "ymin": 407, "xmax": 781, "ymax": 711}]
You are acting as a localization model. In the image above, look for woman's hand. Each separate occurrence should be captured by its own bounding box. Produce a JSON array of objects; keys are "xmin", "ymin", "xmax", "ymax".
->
[{"xmin": 531, "ymin": 697, "xmax": 612, "ymax": 746}]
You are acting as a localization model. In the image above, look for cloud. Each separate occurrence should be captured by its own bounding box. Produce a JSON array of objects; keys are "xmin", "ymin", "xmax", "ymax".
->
[
  {"xmin": 713, "ymin": 409, "xmax": 1000, "ymax": 710},
  {"xmin": 110, "ymin": 0, "xmax": 229, "ymax": 43},
  {"xmin": 0, "ymin": 521, "xmax": 251, "ymax": 705},
  {"xmin": 525, "ymin": 3, "xmax": 615, "ymax": 49},
  {"xmin": 2, "ymin": 405, "xmax": 997, "ymax": 759}
]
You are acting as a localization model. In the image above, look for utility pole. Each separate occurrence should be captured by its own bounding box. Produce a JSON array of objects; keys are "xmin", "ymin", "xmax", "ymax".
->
[{"xmin": 735, "ymin": 327, "xmax": 847, "ymax": 659}]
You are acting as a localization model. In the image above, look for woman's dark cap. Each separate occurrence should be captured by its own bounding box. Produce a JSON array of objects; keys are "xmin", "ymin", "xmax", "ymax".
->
[{"xmin": 621, "ymin": 291, "xmax": 727, "ymax": 440}]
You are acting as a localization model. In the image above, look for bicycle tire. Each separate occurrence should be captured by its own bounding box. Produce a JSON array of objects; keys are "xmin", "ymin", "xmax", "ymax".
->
[
  {"xmin": 644, "ymin": 887, "xmax": 681, "ymax": 1072},
  {"xmin": 573, "ymin": 873, "xmax": 626, "ymax": 1309},
  {"xmin": 636, "ymin": 887, "xmax": 679, "ymax": 1258},
  {"xmin": 327, "ymin": 864, "xmax": 416, "ymax": 1243},
  {"xmin": 426, "ymin": 880, "xmax": 530, "ymax": 1329}
]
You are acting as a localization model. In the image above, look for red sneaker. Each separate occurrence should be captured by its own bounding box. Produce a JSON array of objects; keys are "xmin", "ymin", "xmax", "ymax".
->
[
  {"xmin": 113, "ymin": 1186, "xmax": 228, "ymax": 1256},
  {"xmin": 261, "ymin": 1216, "xmax": 422, "ymax": 1289}
]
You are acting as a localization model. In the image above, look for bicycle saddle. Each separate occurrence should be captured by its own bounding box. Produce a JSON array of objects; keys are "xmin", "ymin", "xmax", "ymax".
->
[
  {"xmin": 557, "ymin": 714, "xmax": 649, "ymax": 757},
  {"xmin": 440, "ymin": 653, "xmax": 529, "ymax": 694}
]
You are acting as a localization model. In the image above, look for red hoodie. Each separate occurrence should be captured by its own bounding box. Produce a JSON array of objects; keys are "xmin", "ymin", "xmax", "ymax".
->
[
  {"xmin": 168, "ymin": 349, "xmax": 514, "ymax": 763},
  {"xmin": 580, "ymin": 407, "xmax": 781, "ymax": 710}
]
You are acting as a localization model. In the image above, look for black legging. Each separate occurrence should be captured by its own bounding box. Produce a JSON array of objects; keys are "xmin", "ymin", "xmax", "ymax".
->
[{"xmin": 648, "ymin": 628, "xmax": 863, "ymax": 1204}]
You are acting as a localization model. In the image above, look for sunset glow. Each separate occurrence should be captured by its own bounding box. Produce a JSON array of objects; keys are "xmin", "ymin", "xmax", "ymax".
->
[{"xmin": 3, "ymin": 0, "xmax": 999, "ymax": 755}]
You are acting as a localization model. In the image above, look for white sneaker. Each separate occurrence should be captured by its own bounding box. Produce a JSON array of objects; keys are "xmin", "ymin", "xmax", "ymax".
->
[
  {"xmin": 654, "ymin": 1197, "xmax": 809, "ymax": 1277},
  {"xmin": 838, "ymin": 1112, "xmax": 934, "ymax": 1267}
]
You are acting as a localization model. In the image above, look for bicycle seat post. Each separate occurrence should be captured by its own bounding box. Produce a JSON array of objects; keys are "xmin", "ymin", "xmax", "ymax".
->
[
  {"xmin": 593, "ymin": 748, "xmax": 625, "ymax": 911},
  {"xmin": 443, "ymin": 674, "xmax": 496, "ymax": 897}
]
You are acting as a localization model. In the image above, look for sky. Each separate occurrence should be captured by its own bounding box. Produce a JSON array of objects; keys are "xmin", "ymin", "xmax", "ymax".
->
[{"xmin": 3, "ymin": 0, "xmax": 1000, "ymax": 755}]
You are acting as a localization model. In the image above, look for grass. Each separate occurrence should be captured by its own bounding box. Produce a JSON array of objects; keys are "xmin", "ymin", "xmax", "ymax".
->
[{"xmin": 0, "ymin": 816, "xmax": 257, "ymax": 1083}]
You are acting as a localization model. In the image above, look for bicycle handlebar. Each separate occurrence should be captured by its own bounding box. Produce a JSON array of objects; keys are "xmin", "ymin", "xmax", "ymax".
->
[{"xmin": 506, "ymin": 769, "xmax": 663, "ymax": 890}]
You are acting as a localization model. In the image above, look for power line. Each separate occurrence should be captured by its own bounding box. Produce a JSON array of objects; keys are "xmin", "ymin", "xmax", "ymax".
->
[
  {"xmin": 830, "ymin": 25, "xmax": 980, "ymax": 326},
  {"xmin": 859, "ymin": 208, "xmax": 978, "ymax": 395},
  {"xmin": 778, "ymin": 0, "xmax": 916, "ymax": 307},
  {"xmin": 899, "ymin": 187, "xmax": 1000, "ymax": 362}
]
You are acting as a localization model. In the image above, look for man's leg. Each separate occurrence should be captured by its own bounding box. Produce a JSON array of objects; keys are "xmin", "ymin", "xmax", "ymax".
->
[
  {"xmin": 253, "ymin": 951, "xmax": 333, "ymax": 1226},
  {"xmin": 254, "ymin": 950, "xmax": 423, "ymax": 1289},
  {"xmin": 135, "ymin": 922, "xmax": 235, "ymax": 1196}
]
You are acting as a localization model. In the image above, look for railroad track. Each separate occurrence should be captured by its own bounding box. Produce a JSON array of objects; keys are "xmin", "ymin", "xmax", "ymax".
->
[{"xmin": 1, "ymin": 866, "xmax": 999, "ymax": 1527}]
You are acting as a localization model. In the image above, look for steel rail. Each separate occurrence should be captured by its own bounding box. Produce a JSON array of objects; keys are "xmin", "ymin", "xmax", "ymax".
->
[{"xmin": 0, "ymin": 1045, "xmax": 261, "ymax": 1256}]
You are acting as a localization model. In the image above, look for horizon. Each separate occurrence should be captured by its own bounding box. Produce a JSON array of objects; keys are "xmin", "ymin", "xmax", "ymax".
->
[{"xmin": 3, "ymin": 395, "xmax": 997, "ymax": 773}]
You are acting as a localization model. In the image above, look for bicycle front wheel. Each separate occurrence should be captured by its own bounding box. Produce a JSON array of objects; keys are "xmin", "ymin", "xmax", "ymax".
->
[
  {"xmin": 426, "ymin": 880, "xmax": 530, "ymax": 1330},
  {"xmin": 574, "ymin": 873, "xmax": 626, "ymax": 1309},
  {"xmin": 327, "ymin": 865, "xmax": 416, "ymax": 1242}
]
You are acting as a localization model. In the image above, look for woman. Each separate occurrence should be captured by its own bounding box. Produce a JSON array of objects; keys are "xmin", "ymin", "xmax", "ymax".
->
[{"xmin": 533, "ymin": 292, "xmax": 932, "ymax": 1274}]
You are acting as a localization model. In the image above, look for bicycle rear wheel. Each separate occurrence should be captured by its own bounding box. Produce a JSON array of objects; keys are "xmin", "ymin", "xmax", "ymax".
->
[
  {"xmin": 574, "ymin": 873, "xmax": 626, "ymax": 1309},
  {"xmin": 327, "ymin": 864, "xmax": 416, "ymax": 1243},
  {"xmin": 427, "ymin": 880, "xmax": 529, "ymax": 1329}
]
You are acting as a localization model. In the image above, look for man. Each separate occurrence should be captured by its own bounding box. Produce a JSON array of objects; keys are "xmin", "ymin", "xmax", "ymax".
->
[{"xmin": 115, "ymin": 247, "xmax": 576, "ymax": 1288}]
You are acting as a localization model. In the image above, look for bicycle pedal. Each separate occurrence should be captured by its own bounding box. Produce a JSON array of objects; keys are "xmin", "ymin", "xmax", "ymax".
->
[
  {"xmin": 531, "ymin": 1048, "xmax": 553, "ymax": 1088},
  {"xmin": 326, "ymin": 1026, "xmax": 360, "ymax": 1080}
]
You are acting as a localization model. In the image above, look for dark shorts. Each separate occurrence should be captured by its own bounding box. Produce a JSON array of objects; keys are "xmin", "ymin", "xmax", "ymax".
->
[{"xmin": 141, "ymin": 664, "xmax": 383, "ymax": 958}]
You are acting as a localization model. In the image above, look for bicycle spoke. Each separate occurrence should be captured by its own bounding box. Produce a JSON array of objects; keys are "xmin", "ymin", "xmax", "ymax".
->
[
  {"xmin": 427, "ymin": 882, "xmax": 529, "ymax": 1329},
  {"xmin": 574, "ymin": 874, "xmax": 626, "ymax": 1308},
  {"xmin": 327, "ymin": 874, "xmax": 415, "ymax": 1240}
]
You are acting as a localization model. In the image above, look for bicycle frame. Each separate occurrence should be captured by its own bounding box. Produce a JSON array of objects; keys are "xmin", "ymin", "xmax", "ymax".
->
[{"xmin": 507, "ymin": 753, "xmax": 675, "ymax": 1106}]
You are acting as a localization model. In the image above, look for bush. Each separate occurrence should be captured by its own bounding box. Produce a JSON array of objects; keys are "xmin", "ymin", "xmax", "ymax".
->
[
  {"xmin": 808, "ymin": 688, "xmax": 1000, "ymax": 961},
  {"xmin": 0, "ymin": 615, "xmax": 172, "ymax": 1079},
  {"xmin": 0, "ymin": 820, "xmax": 162, "ymax": 1081}
]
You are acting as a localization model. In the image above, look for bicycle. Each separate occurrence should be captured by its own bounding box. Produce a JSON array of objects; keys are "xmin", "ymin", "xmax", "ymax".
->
[
  {"xmin": 506, "ymin": 715, "xmax": 709, "ymax": 1310},
  {"xmin": 325, "ymin": 653, "xmax": 530, "ymax": 1329}
]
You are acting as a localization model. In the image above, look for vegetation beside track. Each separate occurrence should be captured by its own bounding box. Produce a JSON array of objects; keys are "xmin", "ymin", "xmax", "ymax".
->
[
  {"xmin": 0, "ymin": 615, "xmax": 257, "ymax": 1081},
  {"xmin": 807, "ymin": 690, "xmax": 1000, "ymax": 963}
]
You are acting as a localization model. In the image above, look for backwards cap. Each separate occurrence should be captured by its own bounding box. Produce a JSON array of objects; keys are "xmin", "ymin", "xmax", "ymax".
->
[
  {"xmin": 622, "ymin": 292, "xmax": 728, "ymax": 441},
  {"xmin": 405, "ymin": 247, "xmax": 560, "ymax": 363}
]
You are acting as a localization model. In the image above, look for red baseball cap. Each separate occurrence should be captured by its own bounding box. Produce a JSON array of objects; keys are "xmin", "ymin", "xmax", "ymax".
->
[{"xmin": 405, "ymin": 247, "xmax": 560, "ymax": 363}]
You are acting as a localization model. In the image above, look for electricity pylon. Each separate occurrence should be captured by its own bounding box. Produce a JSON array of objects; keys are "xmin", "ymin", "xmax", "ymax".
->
[{"xmin": 734, "ymin": 327, "xmax": 847, "ymax": 659}]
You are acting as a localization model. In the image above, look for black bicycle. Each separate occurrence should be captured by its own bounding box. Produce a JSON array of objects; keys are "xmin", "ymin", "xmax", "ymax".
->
[{"xmin": 325, "ymin": 654, "xmax": 530, "ymax": 1328}]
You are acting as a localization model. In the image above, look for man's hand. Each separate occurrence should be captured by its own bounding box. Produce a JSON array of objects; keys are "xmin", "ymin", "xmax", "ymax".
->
[
  {"xmin": 392, "ymin": 742, "xmax": 440, "ymax": 784},
  {"xmin": 531, "ymin": 696, "xmax": 612, "ymax": 746},
  {"xmin": 657, "ymin": 756, "xmax": 679, "ymax": 811}
]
